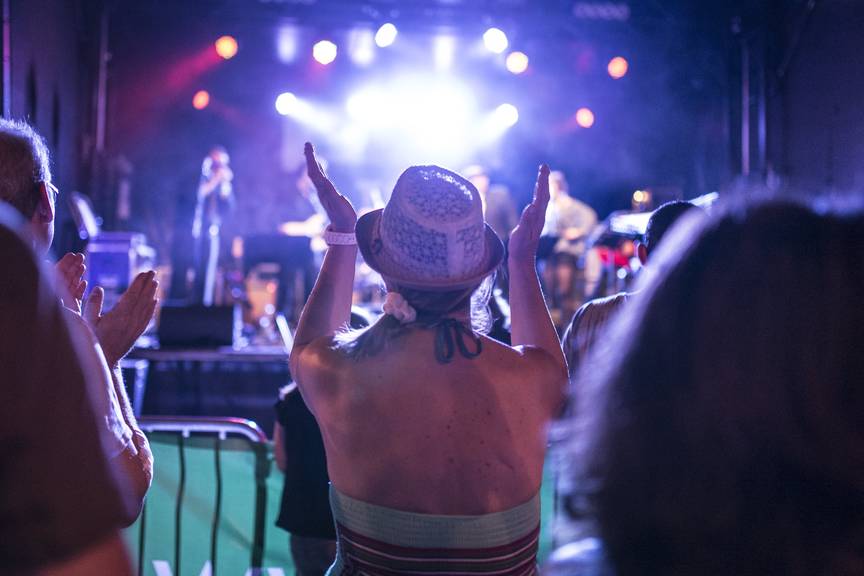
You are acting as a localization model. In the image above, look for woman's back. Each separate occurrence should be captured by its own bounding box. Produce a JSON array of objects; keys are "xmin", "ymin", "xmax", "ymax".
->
[{"xmin": 299, "ymin": 328, "xmax": 561, "ymax": 514}]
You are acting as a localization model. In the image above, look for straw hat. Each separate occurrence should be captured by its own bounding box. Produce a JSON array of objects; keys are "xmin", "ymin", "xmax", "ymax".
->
[{"xmin": 356, "ymin": 165, "xmax": 504, "ymax": 291}]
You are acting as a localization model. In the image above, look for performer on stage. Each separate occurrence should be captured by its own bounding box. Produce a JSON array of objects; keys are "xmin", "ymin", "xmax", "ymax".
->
[
  {"xmin": 192, "ymin": 146, "xmax": 235, "ymax": 305},
  {"xmin": 540, "ymin": 170, "xmax": 597, "ymax": 325}
]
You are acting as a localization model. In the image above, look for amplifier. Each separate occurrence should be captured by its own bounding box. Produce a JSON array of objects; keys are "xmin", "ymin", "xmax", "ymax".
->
[
  {"xmin": 86, "ymin": 232, "xmax": 155, "ymax": 311},
  {"xmin": 158, "ymin": 304, "xmax": 238, "ymax": 349}
]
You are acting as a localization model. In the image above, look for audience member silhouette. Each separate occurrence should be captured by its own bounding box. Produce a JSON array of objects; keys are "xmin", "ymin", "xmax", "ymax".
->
[
  {"xmin": 0, "ymin": 205, "xmax": 133, "ymax": 574},
  {"xmin": 561, "ymin": 198, "xmax": 864, "ymax": 576}
]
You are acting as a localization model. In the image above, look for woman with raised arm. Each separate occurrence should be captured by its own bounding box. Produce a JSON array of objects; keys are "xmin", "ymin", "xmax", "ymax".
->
[{"xmin": 290, "ymin": 143, "xmax": 567, "ymax": 576}]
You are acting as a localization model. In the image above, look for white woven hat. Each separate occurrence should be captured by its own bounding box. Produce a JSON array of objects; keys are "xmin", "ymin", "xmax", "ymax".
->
[{"xmin": 356, "ymin": 165, "xmax": 504, "ymax": 291}]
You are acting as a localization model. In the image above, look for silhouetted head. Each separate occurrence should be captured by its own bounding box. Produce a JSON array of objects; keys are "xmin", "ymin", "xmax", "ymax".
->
[
  {"xmin": 0, "ymin": 119, "xmax": 54, "ymax": 252},
  {"xmin": 636, "ymin": 200, "xmax": 703, "ymax": 265},
  {"xmin": 572, "ymin": 198, "xmax": 864, "ymax": 575}
]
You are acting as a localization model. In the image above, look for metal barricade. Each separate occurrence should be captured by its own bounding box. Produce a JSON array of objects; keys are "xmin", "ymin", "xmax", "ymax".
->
[{"xmin": 134, "ymin": 416, "xmax": 272, "ymax": 576}]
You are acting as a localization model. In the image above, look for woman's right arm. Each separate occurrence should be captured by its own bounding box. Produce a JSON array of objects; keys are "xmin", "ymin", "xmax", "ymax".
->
[{"xmin": 289, "ymin": 143, "xmax": 357, "ymax": 380}]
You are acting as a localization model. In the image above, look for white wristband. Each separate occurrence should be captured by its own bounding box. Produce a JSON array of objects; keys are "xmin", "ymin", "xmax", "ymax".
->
[{"xmin": 323, "ymin": 227, "xmax": 357, "ymax": 246}]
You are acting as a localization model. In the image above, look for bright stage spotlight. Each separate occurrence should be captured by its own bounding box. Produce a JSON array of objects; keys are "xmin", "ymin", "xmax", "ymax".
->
[
  {"xmin": 433, "ymin": 36, "xmax": 456, "ymax": 71},
  {"xmin": 608, "ymin": 56, "xmax": 629, "ymax": 79},
  {"xmin": 276, "ymin": 25, "xmax": 299, "ymax": 63},
  {"xmin": 346, "ymin": 88, "xmax": 388, "ymax": 122},
  {"xmin": 344, "ymin": 75, "xmax": 477, "ymax": 164},
  {"xmin": 275, "ymin": 92, "xmax": 299, "ymax": 116},
  {"xmin": 483, "ymin": 28, "xmax": 508, "ymax": 54},
  {"xmin": 575, "ymin": 107, "xmax": 595, "ymax": 128},
  {"xmin": 477, "ymin": 102, "xmax": 519, "ymax": 143},
  {"xmin": 192, "ymin": 90, "xmax": 210, "ymax": 110},
  {"xmin": 348, "ymin": 29, "xmax": 375, "ymax": 66},
  {"xmin": 493, "ymin": 103, "xmax": 519, "ymax": 128},
  {"xmin": 215, "ymin": 35, "xmax": 238, "ymax": 60},
  {"xmin": 313, "ymin": 40, "xmax": 338, "ymax": 65},
  {"xmin": 375, "ymin": 23, "xmax": 398, "ymax": 48},
  {"xmin": 506, "ymin": 51, "xmax": 529, "ymax": 74}
]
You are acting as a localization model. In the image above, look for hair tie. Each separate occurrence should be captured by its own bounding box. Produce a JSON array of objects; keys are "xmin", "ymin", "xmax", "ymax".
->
[{"xmin": 382, "ymin": 292, "xmax": 417, "ymax": 324}]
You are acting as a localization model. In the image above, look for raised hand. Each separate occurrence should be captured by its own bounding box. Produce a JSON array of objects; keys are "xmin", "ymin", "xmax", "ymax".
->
[
  {"xmin": 508, "ymin": 164, "xmax": 551, "ymax": 264},
  {"xmin": 305, "ymin": 142, "xmax": 356, "ymax": 233},
  {"xmin": 84, "ymin": 271, "xmax": 158, "ymax": 366},
  {"xmin": 55, "ymin": 252, "xmax": 87, "ymax": 313}
]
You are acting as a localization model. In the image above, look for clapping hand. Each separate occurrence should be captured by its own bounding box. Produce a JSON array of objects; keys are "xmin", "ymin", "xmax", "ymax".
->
[
  {"xmin": 508, "ymin": 164, "xmax": 551, "ymax": 264},
  {"xmin": 305, "ymin": 142, "xmax": 356, "ymax": 233},
  {"xmin": 84, "ymin": 271, "xmax": 158, "ymax": 366},
  {"xmin": 55, "ymin": 252, "xmax": 87, "ymax": 313}
]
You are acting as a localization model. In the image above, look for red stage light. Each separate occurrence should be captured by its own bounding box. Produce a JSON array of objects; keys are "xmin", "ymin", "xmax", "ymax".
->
[
  {"xmin": 192, "ymin": 90, "xmax": 210, "ymax": 110},
  {"xmin": 215, "ymin": 36, "xmax": 239, "ymax": 60},
  {"xmin": 607, "ymin": 56, "xmax": 628, "ymax": 79},
  {"xmin": 575, "ymin": 107, "xmax": 595, "ymax": 128}
]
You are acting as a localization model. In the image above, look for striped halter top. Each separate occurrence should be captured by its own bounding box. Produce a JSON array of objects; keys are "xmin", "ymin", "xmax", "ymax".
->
[{"xmin": 327, "ymin": 487, "xmax": 541, "ymax": 576}]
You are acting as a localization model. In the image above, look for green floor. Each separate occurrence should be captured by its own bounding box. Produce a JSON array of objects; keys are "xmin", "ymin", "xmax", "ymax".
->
[{"xmin": 125, "ymin": 433, "xmax": 557, "ymax": 575}]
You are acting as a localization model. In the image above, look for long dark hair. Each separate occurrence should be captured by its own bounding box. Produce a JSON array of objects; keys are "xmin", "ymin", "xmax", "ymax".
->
[
  {"xmin": 333, "ymin": 275, "xmax": 494, "ymax": 360},
  {"xmin": 568, "ymin": 198, "xmax": 864, "ymax": 575}
]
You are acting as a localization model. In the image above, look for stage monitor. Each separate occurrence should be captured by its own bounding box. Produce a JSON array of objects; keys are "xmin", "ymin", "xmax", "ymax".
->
[{"xmin": 158, "ymin": 304, "xmax": 236, "ymax": 349}]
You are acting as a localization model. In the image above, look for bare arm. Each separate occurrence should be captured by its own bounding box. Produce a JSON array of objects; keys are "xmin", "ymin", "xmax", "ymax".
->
[
  {"xmin": 109, "ymin": 364, "xmax": 153, "ymax": 525},
  {"xmin": 508, "ymin": 165, "xmax": 567, "ymax": 368},
  {"xmin": 82, "ymin": 272, "xmax": 158, "ymax": 523},
  {"xmin": 290, "ymin": 143, "xmax": 358, "ymax": 373}
]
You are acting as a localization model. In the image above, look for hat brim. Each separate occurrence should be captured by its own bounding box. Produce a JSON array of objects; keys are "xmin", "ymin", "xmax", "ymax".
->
[{"xmin": 355, "ymin": 208, "xmax": 505, "ymax": 292}]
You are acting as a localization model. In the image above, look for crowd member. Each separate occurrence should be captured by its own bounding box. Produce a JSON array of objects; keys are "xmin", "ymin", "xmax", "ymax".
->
[
  {"xmin": 554, "ymin": 201, "xmax": 702, "ymax": 549},
  {"xmin": 290, "ymin": 143, "xmax": 566, "ymax": 575},
  {"xmin": 273, "ymin": 308, "xmax": 371, "ymax": 576},
  {"xmin": 0, "ymin": 205, "xmax": 133, "ymax": 573},
  {"xmin": 540, "ymin": 171, "xmax": 597, "ymax": 324},
  {"xmin": 463, "ymin": 164, "xmax": 519, "ymax": 243},
  {"xmin": 562, "ymin": 201, "xmax": 702, "ymax": 378},
  {"xmin": 0, "ymin": 118, "xmax": 155, "ymax": 521},
  {"xmin": 560, "ymin": 199, "xmax": 864, "ymax": 575}
]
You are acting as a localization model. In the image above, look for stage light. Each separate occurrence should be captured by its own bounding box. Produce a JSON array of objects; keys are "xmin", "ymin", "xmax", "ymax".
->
[
  {"xmin": 608, "ymin": 56, "xmax": 628, "ymax": 79},
  {"xmin": 215, "ymin": 36, "xmax": 238, "ymax": 60},
  {"xmin": 346, "ymin": 88, "xmax": 387, "ymax": 121},
  {"xmin": 483, "ymin": 28, "xmax": 508, "ymax": 54},
  {"xmin": 275, "ymin": 92, "xmax": 299, "ymax": 116},
  {"xmin": 344, "ymin": 75, "xmax": 477, "ymax": 163},
  {"xmin": 313, "ymin": 40, "xmax": 338, "ymax": 65},
  {"xmin": 276, "ymin": 25, "xmax": 299, "ymax": 63},
  {"xmin": 348, "ymin": 29, "xmax": 375, "ymax": 66},
  {"xmin": 375, "ymin": 23, "xmax": 398, "ymax": 48},
  {"xmin": 433, "ymin": 36, "xmax": 456, "ymax": 71},
  {"xmin": 506, "ymin": 51, "xmax": 529, "ymax": 74},
  {"xmin": 575, "ymin": 107, "xmax": 595, "ymax": 128},
  {"xmin": 192, "ymin": 90, "xmax": 210, "ymax": 110},
  {"xmin": 493, "ymin": 103, "xmax": 519, "ymax": 128}
]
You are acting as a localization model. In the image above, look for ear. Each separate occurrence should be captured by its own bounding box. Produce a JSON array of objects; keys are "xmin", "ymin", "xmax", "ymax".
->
[
  {"xmin": 637, "ymin": 242, "xmax": 648, "ymax": 266},
  {"xmin": 35, "ymin": 182, "xmax": 55, "ymax": 224}
]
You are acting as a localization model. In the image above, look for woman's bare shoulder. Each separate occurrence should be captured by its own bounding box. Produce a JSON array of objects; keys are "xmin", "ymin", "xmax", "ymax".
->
[
  {"xmin": 480, "ymin": 335, "xmax": 563, "ymax": 367},
  {"xmin": 480, "ymin": 337, "xmax": 567, "ymax": 405}
]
